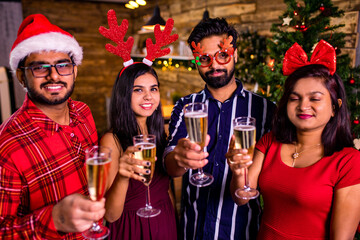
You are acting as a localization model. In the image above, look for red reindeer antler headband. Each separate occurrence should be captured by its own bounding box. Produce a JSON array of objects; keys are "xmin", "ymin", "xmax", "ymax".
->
[
  {"xmin": 282, "ymin": 39, "xmax": 336, "ymax": 76},
  {"xmin": 99, "ymin": 9, "xmax": 178, "ymax": 68}
]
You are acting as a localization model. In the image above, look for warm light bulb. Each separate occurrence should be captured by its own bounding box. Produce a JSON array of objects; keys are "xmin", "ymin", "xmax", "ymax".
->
[
  {"xmin": 125, "ymin": 3, "xmax": 135, "ymax": 9},
  {"xmin": 136, "ymin": 0, "xmax": 146, "ymax": 6},
  {"xmin": 267, "ymin": 59, "xmax": 275, "ymax": 68},
  {"xmin": 129, "ymin": 1, "xmax": 139, "ymax": 8},
  {"xmin": 142, "ymin": 25, "xmax": 166, "ymax": 31}
]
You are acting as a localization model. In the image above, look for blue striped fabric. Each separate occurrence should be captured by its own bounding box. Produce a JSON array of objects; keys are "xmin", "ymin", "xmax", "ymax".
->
[{"xmin": 165, "ymin": 80, "xmax": 276, "ymax": 240}]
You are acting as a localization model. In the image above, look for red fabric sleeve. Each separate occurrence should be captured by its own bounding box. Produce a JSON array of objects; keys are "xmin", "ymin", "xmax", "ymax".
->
[
  {"xmin": 334, "ymin": 148, "xmax": 360, "ymax": 190},
  {"xmin": 255, "ymin": 132, "xmax": 274, "ymax": 154}
]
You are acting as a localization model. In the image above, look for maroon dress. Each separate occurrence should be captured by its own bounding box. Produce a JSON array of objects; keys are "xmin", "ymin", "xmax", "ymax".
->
[{"xmin": 107, "ymin": 168, "xmax": 177, "ymax": 240}]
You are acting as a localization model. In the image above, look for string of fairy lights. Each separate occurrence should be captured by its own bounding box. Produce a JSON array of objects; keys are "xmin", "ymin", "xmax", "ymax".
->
[
  {"xmin": 125, "ymin": 0, "xmax": 146, "ymax": 9},
  {"xmin": 132, "ymin": 56, "xmax": 196, "ymax": 72}
]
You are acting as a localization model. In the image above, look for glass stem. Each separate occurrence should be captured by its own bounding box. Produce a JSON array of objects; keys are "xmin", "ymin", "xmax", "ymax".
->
[
  {"xmin": 197, "ymin": 148, "xmax": 205, "ymax": 177},
  {"xmin": 145, "ymin": 185, "xmax": 152, "ymax": 209},
  {"xmin": 197, "ymin": 167, "xmax": 204, "ymax": 176},
  {"xmin": 243, "ymin": 167, "xmax": 250, "ymax": 189},
  {"xmin": 91, "ymin": 222, "xmax": 100, "ymax": 232}
]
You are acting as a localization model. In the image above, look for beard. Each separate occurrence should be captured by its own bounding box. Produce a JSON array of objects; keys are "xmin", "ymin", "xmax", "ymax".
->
[
  {"xmin": 25, "ymin": 79, "xmax": 75, "ymax": 105},
  {"xmin": 199, "ymin": 66, "xmax": 235, "ymax": 89}
]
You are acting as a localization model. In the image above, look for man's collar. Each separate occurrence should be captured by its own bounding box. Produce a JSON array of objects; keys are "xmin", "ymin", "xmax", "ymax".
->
[
  {"xmin": 203, "ymin": 78, "xmax": 245, "ymax": 101},
  {"xmin": 24, "ymin": 95, "xmax": 83, "ymax": 136}
]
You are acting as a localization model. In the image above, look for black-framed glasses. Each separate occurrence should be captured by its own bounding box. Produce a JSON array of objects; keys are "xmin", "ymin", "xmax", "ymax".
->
[
  {"xmin": 193, "ymin": 49, "xmax": 234, "ymax": 68},
  {"xmin": 21, "ymin": 63, "xmax": 75, "ymax": 78}
]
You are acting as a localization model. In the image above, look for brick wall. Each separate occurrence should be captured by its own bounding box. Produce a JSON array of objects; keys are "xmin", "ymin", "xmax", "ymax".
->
[{"xmin": 21, "ymin": 0, "xmax": 360, "ymax": 136}]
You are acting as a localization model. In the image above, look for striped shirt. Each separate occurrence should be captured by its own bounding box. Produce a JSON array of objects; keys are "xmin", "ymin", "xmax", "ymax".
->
[
  {"xmin": 0, "ymin": 95, "xmax": 98, "ymax": 239},
  {"xmin": 165, "ymin": 80, "xmax": 275, "ymax": 240}
]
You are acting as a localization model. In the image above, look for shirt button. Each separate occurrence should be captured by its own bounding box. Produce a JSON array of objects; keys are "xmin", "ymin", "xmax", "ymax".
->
[{"xmin": 70, "ymin": 133, "xmax": 75, "ymax": 138}]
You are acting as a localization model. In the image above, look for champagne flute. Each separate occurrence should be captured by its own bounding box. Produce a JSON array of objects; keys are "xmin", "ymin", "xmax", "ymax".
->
[
  {"xmin": 232, "ymin": 117, "xmax": 259, "ymax": 199},
  {"xmin": 184, "ymin": 102, "xmax": 214, "ymax": 187},
  {"xmin": 133, "ymin": 134, "xmax": 161, "ymax": 218},
  {"xmin": 83, "ymin": 145, "xmax": 112, "ymax": 240}
]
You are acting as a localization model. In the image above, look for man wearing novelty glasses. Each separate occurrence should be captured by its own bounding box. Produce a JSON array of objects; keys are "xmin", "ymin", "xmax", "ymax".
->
[{"xmin": 164, "ymin": 18, "xmax": 276, "ymax": 239}]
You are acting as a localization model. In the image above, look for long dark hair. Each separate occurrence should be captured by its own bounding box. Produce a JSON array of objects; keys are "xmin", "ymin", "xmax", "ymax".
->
[
  {"xmin": 108, "ymin": 63, "xmax": 166, "ymax": 159},
  {"xmin": 273, "ymin": 64, "xmax": 353, "ymax": 156},
  {"xmin": 187, "ymin": 17, "xmax": 238, "ymax": 49}
]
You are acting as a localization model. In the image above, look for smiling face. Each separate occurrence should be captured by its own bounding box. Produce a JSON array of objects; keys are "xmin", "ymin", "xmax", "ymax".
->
[
  {"xmin": 286, "ymin": 77, "xmax": 334, "ymax": 134},
  {"xmin": 196, "ymin": 34, "xmax": 237, "ymax": 89},
  {"xmin": 17, "ymin": 51, "xmax": 77, "ymax": 106},
  {"xmin": 131, "ymin": 72, "xmax": 160, "ymax": 120}
]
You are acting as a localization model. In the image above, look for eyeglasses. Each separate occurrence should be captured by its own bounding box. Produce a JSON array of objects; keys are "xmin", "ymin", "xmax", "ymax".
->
[
  {"xmin": 193, "ymin": 49, "xmax": 234, "ymax": 68},
  {"xmin": 21, "ymin": 63, "xmax": 75, "ymax": 78}
]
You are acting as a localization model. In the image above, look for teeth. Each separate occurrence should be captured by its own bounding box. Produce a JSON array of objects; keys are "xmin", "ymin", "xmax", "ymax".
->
[
  {"xmin": 141, "ymin": 104, "xmax": 152, "ymax": 107},
  {"xmin": 45, "ymin": 85, "xmax": 62, "ymax": 90}
]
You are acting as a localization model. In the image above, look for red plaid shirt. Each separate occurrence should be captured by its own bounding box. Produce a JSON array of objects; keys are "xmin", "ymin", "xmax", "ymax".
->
[{"xmin": 0, "ymin": 95, "xmax": 98, "ymax": 239}]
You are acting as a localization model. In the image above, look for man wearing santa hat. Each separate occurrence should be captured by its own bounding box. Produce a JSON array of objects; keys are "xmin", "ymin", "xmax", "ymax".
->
[{"xmin": 0, "ymin": 14, "xmax": 105, "ymax": 239}]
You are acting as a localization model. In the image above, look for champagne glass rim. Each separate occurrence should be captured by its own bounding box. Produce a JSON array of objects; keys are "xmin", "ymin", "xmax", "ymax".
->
[
  {"xmin": 184, "ymin": 102, "xmax": 206, "ymax": 106},
  {"xmin": 133, "ymin": 134, "xmax": 156, "ymax": 137},
  {"xmin": 184, "ymin": 102, "xmax": 208, "ymax": 114},
  {"xmin": 133, "ymin": 134, "xmax": 156, "ymax": 141},
  {"xmin": 233, "ymin": 116, "xmax": 256, "ymax": 125},
  {"xmin": 85, "ymin": 145, "xmax": 112, "ymax": 155},
  {"xmin": 234, "ymin": 116, "xmax": 255, "ymax": 120}
]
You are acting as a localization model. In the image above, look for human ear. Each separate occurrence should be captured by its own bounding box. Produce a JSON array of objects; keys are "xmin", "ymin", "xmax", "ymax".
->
[
  {"xmin": 73, "ymin": 65, "xmax": 78, "ymax": 81},
  {"xmin": 16, "ymin": 69, "xmax": 26, "ymax": 88},
  {"xmin": 337, "ymin": 98, "xmax": 342, "ymax": 108},
  {"xmin": 234, "ymin": 50, "xmax": 238, "ymax": 64},
  {"xmin": 332, "ymin": 99, "xmax": 342, "ymax": 117}
]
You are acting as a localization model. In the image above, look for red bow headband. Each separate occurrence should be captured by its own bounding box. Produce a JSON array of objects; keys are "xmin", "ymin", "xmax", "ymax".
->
[
  {"xmin": 282, "ymin": 40, "xmax": 336, "ymax": 76},
  {"xmin": 99, "ymin": 9, "xmax": 178, "ymax": 68}
]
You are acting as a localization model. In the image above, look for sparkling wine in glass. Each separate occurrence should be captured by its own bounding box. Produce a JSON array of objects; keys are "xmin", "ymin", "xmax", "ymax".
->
[
  {"xmin": 184, "ymin": 102, "xmax": 214, "ymax": 187},
  {"xmin": 83, "ymin": 145, "xmax": 111, "ymax": 240},
  {"xmin": 232, "ymin": 117, "xmax": 259, "ymax": 199},
  {"xmin": 133, "ymin": 134, "xmax": 161, "ymax": 218}
]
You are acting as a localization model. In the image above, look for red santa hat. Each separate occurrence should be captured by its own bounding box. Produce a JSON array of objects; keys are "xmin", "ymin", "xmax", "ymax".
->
[{"xmin": 9, "ymin": 14, "xmax": 83, "ymax": 71}]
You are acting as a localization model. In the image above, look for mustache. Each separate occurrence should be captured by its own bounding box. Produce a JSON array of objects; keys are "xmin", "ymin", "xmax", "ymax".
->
[
  {"xmin": 40, "ymin": 81, "xmax": 67, "ymax": 88},
  {"xmin": 205, "ymin": 69, "xmax": 227, "ymax": 77}
]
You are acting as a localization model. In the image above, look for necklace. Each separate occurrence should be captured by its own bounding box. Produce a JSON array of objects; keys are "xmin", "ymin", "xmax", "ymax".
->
[{"xmin": 292, "ymin": 143, "xmax": 321, "ymax": 167}]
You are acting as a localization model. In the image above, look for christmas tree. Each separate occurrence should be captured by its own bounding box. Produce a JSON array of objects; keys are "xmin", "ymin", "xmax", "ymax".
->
[
  {"xmin": 235, "ymin": 31, "xmax": 267, "ymax": 84},
  {"xmin": 251, "ymin": 0, "xmax": 360, "ymax": 139}
]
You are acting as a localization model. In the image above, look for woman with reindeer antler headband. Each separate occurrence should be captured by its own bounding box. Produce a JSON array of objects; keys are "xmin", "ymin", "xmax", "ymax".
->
[
  {"xmin": 229, "ymin": 40, "xmax": 360, "ymax": 239},
  {"xmin": 98, "ymin": 10, "xmax": 178, "ymax": 239}
]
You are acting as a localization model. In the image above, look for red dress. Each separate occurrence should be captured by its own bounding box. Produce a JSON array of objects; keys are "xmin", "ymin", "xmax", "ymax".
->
[
  {"xmin": 107, "ymin": 168, "xmax": 177, "ymax": 240},
  {"xmin": 256, "ymin": 132, "xmax": 360, "ymax": 239}
]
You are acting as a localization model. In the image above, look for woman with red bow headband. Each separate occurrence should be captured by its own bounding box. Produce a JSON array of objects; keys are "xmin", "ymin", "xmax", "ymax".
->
[{"xmin": 228, "ymin": 40, "xmax": 360, "ymax": 239}]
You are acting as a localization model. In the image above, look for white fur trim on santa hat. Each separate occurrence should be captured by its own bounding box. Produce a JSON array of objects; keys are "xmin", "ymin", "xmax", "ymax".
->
[{"xmin": 9, "ymin": 32, "xmax": 83, "ymax": 71}]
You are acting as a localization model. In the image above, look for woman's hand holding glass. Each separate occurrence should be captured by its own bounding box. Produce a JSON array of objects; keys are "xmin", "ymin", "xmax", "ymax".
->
[
  {"xmin": 228, "ymin": 117, "xmax": 259, "ymax": 200},
  {"xmin": 133, "ymin": 134, "xmax": 161, "ymax": 218},
  {"xmin": 118, "ymin": 145, "xmax": 151, "ymax": 182},
  {"xmin": 226, "ymin": 137, "xmax": 253, "ymax": 172}
]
